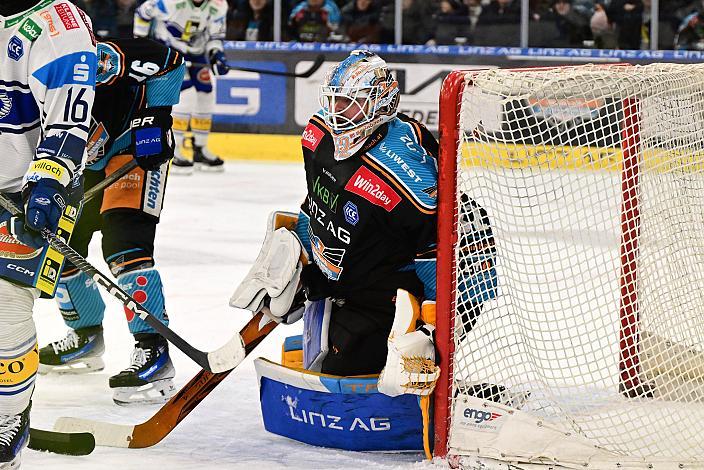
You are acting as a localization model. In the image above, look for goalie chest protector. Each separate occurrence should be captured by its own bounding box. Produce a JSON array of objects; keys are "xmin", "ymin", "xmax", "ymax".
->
[{"xmin": 255, "ymin": 351, "xmax": 425, "ymax": 452}]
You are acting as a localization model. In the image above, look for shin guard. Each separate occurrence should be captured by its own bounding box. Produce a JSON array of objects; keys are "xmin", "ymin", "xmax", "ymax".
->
[
  {"xmin": 0, "ymin": 280, "xmax": 37, "ymax": 415},
  {"xmin": 55, "ymin": 271, "xmax": 106, "ymax": 330},
  {"xmin": 117, "ymin": 268, "xmax": 169, "ymax": 335}
]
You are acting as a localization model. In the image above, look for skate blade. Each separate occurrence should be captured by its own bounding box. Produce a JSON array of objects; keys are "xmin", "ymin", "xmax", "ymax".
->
[
  {"xmin": 170, "ymin": 165, "xmax": 194, "ymax": 175},
  {"xmin": 0, "ymin": 453, "xmax": 21, "ymax": 469},
  {"xmin": 38, "ymin": 357, "xmax": 105, "ymax": 375},
  {"xmin": 112, "ymin": 378, "xmax": 176, "ymax": 406},
  {"xmin": 195, "ymin": 163, "xmax": 225, "ymax": 173}
]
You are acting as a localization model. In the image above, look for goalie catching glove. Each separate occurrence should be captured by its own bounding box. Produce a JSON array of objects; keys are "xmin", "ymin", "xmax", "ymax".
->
[
  {"xmin": 230, "ymin": 211, "xmax": 308, "ymax": 324},
  {"xmin": 377, "ymin": 290, "xmax": 440, "ymax": 397}
]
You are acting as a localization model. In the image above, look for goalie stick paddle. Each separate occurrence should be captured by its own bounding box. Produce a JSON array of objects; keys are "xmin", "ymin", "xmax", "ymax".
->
[
  {"xmin": 188, "ymin": 53, "xmax": 325, "ymax": 78},
  {"xmin": 53, "ymin": 311, "xmax": 277, "ymax": 448},
  {"xmin": 0, "ymin": 193, "xmax": 245, "ymax": 374},
  {"xmin": 28, "ymin": 428, "xmax": 95, "ymax": 456}
]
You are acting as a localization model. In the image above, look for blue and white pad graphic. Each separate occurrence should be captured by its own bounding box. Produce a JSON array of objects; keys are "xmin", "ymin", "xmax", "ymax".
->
[{"xmin": 255, "ymin": 358, "xmax": 424, "ymax": 452}]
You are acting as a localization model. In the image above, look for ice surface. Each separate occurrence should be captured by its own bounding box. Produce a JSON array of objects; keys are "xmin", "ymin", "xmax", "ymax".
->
[{"xmin": 27, "ymin": 163, "xmax": 430, "ymax": 470}]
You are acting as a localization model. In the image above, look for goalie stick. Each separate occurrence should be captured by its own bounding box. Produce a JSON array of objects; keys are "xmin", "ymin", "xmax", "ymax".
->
[
  {"xmin": 52, "ymin": 310, "xmax": 277, "ymax": 448},
  {"xmin": 188, "ymin": 53, "xmax": 325, "ymax": 78},
  {"xmin": 0, "ymin": 193, "xmax": 245, "ymax": 374},
  {"xmin": 28, "ymin": 428, "xmax": 95, "ymax": 456}
]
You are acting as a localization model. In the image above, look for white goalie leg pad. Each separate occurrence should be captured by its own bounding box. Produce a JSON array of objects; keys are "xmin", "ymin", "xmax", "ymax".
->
[
  {"xmin": 230, "ymin": 211, "xmax": 307, "ymax": 323},
  {"xmin": 378, "ymin": 289, "xmax": 440, "ymax": 397}
]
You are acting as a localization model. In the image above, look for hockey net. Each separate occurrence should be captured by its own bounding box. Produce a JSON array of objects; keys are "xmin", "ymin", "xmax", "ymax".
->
[{"xmin": 435, "ymin": 64, "xmax": 704, "ymax": 469}]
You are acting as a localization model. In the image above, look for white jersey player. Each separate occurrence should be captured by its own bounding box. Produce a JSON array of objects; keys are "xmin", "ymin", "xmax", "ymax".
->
[
  {"xmin": 134, "ymin": 0, "xmax": 228, "ymax": 173},
  {"xmin": 0, "ymin": 0, "xmax": 95, "ymax": 467}
]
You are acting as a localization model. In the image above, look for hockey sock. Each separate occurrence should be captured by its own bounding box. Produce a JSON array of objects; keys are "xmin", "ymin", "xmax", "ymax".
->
[
  {"xmin": 172, "ymin": 112, "xmax": 190, "ymax": 155},
  {"xmin": 118, "ymin": 268, "xmax": 169, "ymax": 335},
  {"xmin": 55, "ymin": 271, "xmax": 106, "ymax": 330},
  {"xmin": 191, "ymin": 113, "xmax": 211, "ymax": 147}
]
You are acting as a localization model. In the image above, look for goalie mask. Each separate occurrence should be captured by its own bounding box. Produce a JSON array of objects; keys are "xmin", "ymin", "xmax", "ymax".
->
[{"xmin": 320, "ymin": 50, "xmax": 400, "ymax": 160}]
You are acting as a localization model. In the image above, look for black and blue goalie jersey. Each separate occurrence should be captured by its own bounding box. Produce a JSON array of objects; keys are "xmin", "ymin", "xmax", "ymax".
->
[{"xmin": 296, "ymin": 112, "xmax": 439, "ymax": 301}]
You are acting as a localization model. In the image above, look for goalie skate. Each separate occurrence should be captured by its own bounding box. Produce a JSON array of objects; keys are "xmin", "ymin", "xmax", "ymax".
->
[
  {"xmin": 38, "ymin": 326, "xmax": 105, "ymax": 375},
  {"xmin": 109, "ymin": 334, "xmax": 176, "ymax": 406}
]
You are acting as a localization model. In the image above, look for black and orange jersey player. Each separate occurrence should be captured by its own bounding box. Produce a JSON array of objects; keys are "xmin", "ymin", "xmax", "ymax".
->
[{"xmin": 38, "ymin": 37, "xmax": 186, "ymax": 406}]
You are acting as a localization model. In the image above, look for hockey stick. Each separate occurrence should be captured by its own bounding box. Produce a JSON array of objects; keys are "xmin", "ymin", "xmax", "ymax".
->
[
  {"xmin": 28, "ymin": 428, "xmax": 95, "ymax": 456},
  {"xmin": 83, "ymin": 159, "xmax": 138, "ymax": 203},
  {"xmin": 53, "ymin": 310, "xmax": 277, "ymax": 448},
  {"xmin": 0, "ymin": 193, "xmax": 245, "ymax": 374},
  {"xmin": 188, "ymin": 53, "xmax": 325, "ymax": 78}
]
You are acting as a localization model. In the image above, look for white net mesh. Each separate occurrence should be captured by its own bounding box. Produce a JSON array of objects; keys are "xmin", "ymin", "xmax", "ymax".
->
[{"xmin": 447, "ymin": 64, "xmax": 704, "ymax": 467}]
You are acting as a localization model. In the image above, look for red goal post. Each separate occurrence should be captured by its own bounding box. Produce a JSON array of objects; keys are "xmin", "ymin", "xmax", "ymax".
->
[{"xmin": 433, "ymin": 65, "xmax": 704, "ymax": 468}]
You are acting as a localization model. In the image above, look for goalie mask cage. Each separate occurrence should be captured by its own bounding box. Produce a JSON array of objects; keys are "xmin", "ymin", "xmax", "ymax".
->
[{"xmin": 435, "ymin": 64, "xmax": 704, "ymax": 469}]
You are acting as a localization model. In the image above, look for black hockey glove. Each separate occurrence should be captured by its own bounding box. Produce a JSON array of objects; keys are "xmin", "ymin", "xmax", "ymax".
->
[
  {"xmin": 130, "ymin": 107, "xmax": 175, "ymax": 171},
  {"xmin": 300, "ymin": 263, "xmax": 332, "ymax": 301}
]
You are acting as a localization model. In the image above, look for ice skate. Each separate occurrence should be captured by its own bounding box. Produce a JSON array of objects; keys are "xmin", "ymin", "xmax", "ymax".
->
[
  {"xmin": 170, "ymin": 153, "xmax": 194, "ymax": 175},
  {"xmin": 193, "ymin": 144, "xmax": 224, "ymax": 172},
  {"xmin": 0, "ymin": 402, "xmax": 30, "ymax": 470},
  {"xmin": 109, "ymin": 334, "xmax": 176, "ymax": 406},
  {"xmin": 38, "ymin": 326, "xmax": 105, "ymax": 375}
]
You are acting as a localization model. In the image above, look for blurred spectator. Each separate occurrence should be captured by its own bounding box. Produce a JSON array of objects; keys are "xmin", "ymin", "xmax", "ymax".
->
[
  {"xmin": 674, "ymin": 0, "xmax": 704, "ymax": 28},
  {"xmin": 433, "ymin": 0, "xmax": 471, "ymax": 45},
  {"xmin": 675, "ymin": 10, "xmax": 704, "ymax": 49},
  {"xmin": 405, "ymin": 0, "xmax": 437, "ymax": 44},
  {"xmin": 550, "ymin": 0, "xmax": 591, "ymax": 46},
  {"xmin": 115, "ymin": 0, "xmax": 138, "ymax": 38},
  {"xmin": 477, "ymin": 0, "xmax": 521, "ymax": 25},
  {"xmin": 288, "ymin": 0, "xmax": 341, "ymax": 41},
  {"xmin": 78, "ymin": 0, "xmax": 119, "ymax": 38},
  {"xmin": 607, "ymin": 0, "xmax": 644, "ymax": 49},
  {"xmin": 232, "ymin": 0, "xmax": 275, "ymax": 40},
  {"xmin": 466, "ymin": 0, "xmax": 483, "ymax": 31},
  {"xmin": 590, "ymin": 1, "xmax": 618, "ymax": 48},
  {"xmin": 341, "ymin": 0, "xmax": 382, "ymax": 43},
  {"xmin": 475, "ymin": 0, "xmax": 521, "ymax": 45}
]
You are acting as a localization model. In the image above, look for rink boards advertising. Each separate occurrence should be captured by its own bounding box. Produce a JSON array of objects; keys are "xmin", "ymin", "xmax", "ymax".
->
[{"xmin": 206, "ymin": 42, "xmax": 704, "ymax": 162}]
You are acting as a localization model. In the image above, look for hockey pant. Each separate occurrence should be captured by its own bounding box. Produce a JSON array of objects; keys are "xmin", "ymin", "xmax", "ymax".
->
[
  {"xmin": 55, "ymin": 162, "xmax": 169, "ymax": 336},
  {"xmin": 0, "ymin": 279, "xmax": 38, "ymax": 415},
  {"xmin": 318, "ymin": 282, "xmax": 430, "ymax": 377},
  {"xmin": 173, "ymin": 55, "xmax": 214, "ymax": 149}
]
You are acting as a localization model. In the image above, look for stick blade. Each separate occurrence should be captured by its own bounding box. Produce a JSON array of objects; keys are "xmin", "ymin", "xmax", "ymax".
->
[
  {"xmin": 54, "ymin": 417, "xmax": 134, "ymax": 448},
  {"xmin": 207, "ymin": 334, "xmax": 246, "ymax": 373},
  {"xmin": 29, "ymin": 427, "xmax": 96, "ymax": 456}
]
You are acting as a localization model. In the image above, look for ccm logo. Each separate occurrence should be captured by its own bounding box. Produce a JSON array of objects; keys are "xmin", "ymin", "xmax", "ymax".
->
[
  {"xmin": 7, "ymin": 264, "xmax": 34, "ymax": 277},
  {"xmin": 131, "ymin": 116, "xmax": 154, "ymax": 127}
]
